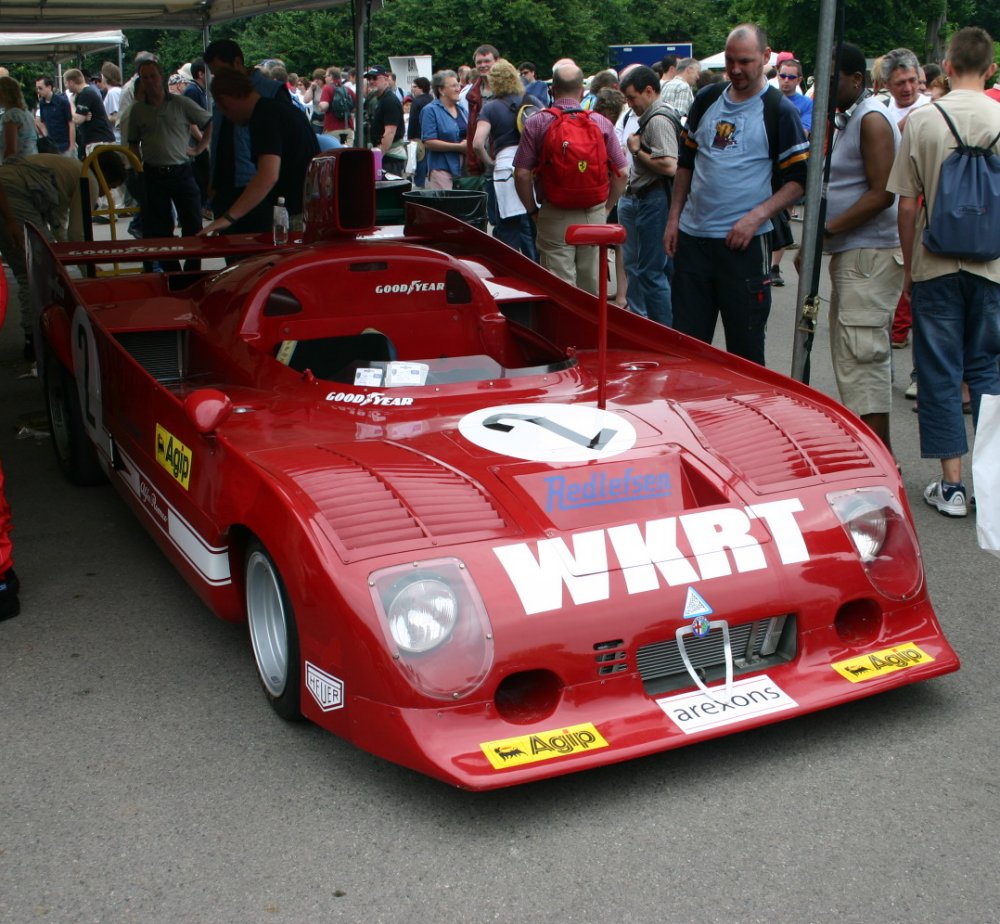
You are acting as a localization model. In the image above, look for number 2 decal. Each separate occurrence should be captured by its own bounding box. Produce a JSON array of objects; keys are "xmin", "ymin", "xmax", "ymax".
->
[{"xmin": 459, "ymin": 404, "xmax": 637, "ymax": 462}]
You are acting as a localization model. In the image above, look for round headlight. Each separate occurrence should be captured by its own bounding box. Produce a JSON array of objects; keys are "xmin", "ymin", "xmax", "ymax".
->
[
  {"xmin": 386, "ymin": 578, "xmax": 458, "ymax": 653},
  {"xmin": 848, "ymin": 504, "xmax": 887, "ymax": 562}
]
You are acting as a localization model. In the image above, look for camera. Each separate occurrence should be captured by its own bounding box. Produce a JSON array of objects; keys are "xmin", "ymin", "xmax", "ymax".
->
[{"xmin": 75, "ymin": 104, "xmax": 91, "ymax": 116}]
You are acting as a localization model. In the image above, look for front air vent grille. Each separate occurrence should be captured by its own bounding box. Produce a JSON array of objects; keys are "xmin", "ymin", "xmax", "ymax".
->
[
  {"xmin": 594, "ymin": 638, "xmax": 628, "ymax": 676},
  {"xmin": 636, "ymin": 615, "xmax": 795, "ymax": 695},
  {"xmin": 116, "ymin": 330, "xmax": 184, "ymax": 383}
]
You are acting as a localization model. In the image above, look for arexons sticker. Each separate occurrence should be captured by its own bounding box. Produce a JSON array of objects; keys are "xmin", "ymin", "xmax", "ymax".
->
[
  {"xmin": 831, "ymin": 643, "xmax": 934, "ymax": 682},
  {"xmin": 155, "ymin": 424, "xmax": 192, "ymax": 490},
  {"xmin": 459, "ymin": 404, "xmax": 636, "ymax": 462},
  {"xmin": 305, "ymin": 662, "xmax": 345, "ymax": 712},
  {"xmin": 493, "ymin": 498, "xmax": 809, "ymax": 615},
  {"xmin": 657, "ymin": 675, "xmax": 797, "ymax": 734},
  {"xmin": 481, "ymin": 722, "xmax": 609, "ymax": 769}
]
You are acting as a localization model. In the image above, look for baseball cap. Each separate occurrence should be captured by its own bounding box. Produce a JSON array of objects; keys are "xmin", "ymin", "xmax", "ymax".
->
[
  {"xmin": 364, "ymin": 65, "xmax": 388, "ymax": 78},
  {"xmin": 775, "ymin": 51, "xmax": 796, "ymax": 65}
]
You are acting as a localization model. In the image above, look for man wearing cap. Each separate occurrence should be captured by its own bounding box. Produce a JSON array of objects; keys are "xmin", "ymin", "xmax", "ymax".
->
[
  {"xmin": 365, "ymin": 65, "xmax": 407, "ymax": 174},
  {"xmin": 128, "ymin": 60, "xmax": 212, "ymax": 270}
]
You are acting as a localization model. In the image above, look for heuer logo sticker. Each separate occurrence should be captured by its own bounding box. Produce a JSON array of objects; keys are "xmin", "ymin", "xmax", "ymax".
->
[
  {"xmin": 831, "ymin": 643, "xmax": 934, "ymax": 683},
  {"xmin": 657, "ymin": 675, "xmax": 797, "ymax": 734},
  {"xmin": 494, "ymin": 498, "xmax": 809, "ymax": 615},
  {"xmin": 305, "ymin": 662, "xmax": 345, "ymax": 712},
  {"xmin": 155, "ymin": 425, "xmax": 192, "ymax": 490},
  {"xmin": 481, "ymin": 722, "xmax": 608, "ymax": 769},
  {"xmin": 459, "ymin": 404, "xmax": 636, "ymax": 462}
]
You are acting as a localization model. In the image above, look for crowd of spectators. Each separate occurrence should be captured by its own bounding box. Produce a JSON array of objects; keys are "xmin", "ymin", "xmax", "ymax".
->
[{"xmin": 1, "ymin": 25, "xmax": 999, "ymax": 529}]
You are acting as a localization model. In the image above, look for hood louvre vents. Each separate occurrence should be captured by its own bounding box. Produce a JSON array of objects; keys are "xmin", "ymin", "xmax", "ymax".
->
[
  {"xmin": 682, "ymin": 393, "xmax": 875, "ymax": 488},
  {"xmin": 283, "ymin": 444, "xmax": 510, "ymax": 553}
]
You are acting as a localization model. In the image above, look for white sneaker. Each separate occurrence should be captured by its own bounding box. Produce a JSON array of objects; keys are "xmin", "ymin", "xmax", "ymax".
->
[
  {"xmin": 924, "ymin": 480, "xmax": 968, "ymax": 517},
  {"xmin": 905, "ymin": 380, "xmax": 918, "ymax": 399}
]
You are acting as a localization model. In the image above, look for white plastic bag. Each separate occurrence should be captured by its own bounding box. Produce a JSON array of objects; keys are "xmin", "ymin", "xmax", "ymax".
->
[{"xmin": 972, "ymin": 393, "xmax": 1000, "ymax": 558}]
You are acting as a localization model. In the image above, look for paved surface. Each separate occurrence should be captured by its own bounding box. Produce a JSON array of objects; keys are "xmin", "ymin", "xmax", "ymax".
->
[{"xmin": 1, "ymin": 243, "xmax": 997, "ymax": 924}]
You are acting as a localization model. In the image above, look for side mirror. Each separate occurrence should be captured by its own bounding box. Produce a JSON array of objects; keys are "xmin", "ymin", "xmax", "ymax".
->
[{"xmin": 183, "ymin": 388, "xmax": 233, "ymax": 435}]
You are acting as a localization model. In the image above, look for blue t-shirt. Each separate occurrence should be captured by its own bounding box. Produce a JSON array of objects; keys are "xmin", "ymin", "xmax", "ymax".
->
[
  {"xmin": 38, "ymin": 93, "xmax": 73, "ymax": 153},
  {"xmin": 788, "ymin": 92, "xmax": 813, "ymax": 133},
  {"xmin": 680, "ymin": 84, "xmax": 808, "ymax": 238}
]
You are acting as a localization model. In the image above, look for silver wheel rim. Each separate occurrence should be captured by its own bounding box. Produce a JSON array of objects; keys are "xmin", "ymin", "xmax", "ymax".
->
[{"xmin": 246, "ymin": 550, "xmax": 288, "ymax": 697}]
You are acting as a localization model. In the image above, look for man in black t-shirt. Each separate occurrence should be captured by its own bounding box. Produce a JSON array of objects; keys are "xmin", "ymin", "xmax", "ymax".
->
[
  {"xmin": 198, "ymin": 67, "xmax": 319, "ymax": 236},
  {"xmin": 63, "ymin": 69, "xmax": 115, "ymax": 157},
  {"xmin": 364, "ymin": 65, "xmax": 407, "ymax": 175}
]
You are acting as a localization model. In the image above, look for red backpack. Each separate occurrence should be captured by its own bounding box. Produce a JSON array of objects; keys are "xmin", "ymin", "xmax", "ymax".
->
[{"xmin": 537, "ymin": 107, "xmax": 609, "ymax": 209}]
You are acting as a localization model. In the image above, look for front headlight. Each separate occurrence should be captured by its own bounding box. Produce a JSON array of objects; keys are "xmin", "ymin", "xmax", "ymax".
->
[
  {"xmin": 386, "ymin": 576, "xmax": 458, "ymax": 653},
  {"xmin": 828, "ymin": 487, "xmax": 923, "ymax": 600},
  {"xmin": 370, "ymin": 558, "xmax": 494, "ymax": 699}
]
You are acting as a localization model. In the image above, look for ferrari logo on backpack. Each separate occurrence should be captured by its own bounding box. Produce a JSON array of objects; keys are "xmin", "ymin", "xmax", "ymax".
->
[{"xmin": 577, "ymin": 161, "xmax": 588, "ymax": 173}]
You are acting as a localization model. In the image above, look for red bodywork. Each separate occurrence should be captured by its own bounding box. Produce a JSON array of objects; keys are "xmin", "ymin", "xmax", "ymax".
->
[{"xmin": 32, "ymin": 153, "xmax": 959, "ymax": 789}]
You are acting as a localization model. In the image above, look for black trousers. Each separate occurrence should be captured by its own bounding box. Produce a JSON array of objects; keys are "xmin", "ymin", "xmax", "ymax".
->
[
  {"xmin": 142, "ymin": 163, "xmax": 202, "ymax": 272},
  {"xmin": 672, "ymin": 231, "xmax": 773, "ymax": 366}
]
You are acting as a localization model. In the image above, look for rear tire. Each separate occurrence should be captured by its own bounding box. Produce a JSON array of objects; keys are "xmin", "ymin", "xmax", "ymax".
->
[
  {"xmin": 245, "ymin": 541, "xmax": 302, "ymax": 721},
  {"xmin": 43, "ymin": 346, "xmax": 105, "ymax": 486}
]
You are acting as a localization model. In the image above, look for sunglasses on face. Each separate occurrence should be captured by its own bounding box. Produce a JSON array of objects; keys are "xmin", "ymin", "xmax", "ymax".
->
[{"xmin": 778, "ymin": 73, "xmax": 800, "ymax": 80}]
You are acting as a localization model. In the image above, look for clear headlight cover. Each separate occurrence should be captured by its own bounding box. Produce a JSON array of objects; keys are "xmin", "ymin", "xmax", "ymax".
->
[
  {"xmin": 828, "ymin": 487, "xmax": 923, "ymax": 600},
  {"xmin": 369, "ymin": 558, "xmax": 494, "ymax": 700},
  {"xmin": 386, "ymin": 577, "xmax": 457, "ymax": 653}
]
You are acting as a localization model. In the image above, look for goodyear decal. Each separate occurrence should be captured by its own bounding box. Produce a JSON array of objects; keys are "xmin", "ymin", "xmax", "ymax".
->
[
  {"xmin": 481, "ymin": 722, "xmax": 608, "ymax": 770},
  {"xmin": 493, "ymin": 498, "xmax": 809, "ymax": 615},
  {"xmin": 155, "ymin": 424, "xmax": 192, "ymax": 490},
  {"xmin": 832, "ymin": 643, "xmax": 934, "ymax": 682}
]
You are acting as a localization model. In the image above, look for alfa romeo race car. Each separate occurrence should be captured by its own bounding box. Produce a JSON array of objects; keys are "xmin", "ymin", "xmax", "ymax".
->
[{"xmin": 30, "ymin": 150, "xmax": 959, "ymax": 789}]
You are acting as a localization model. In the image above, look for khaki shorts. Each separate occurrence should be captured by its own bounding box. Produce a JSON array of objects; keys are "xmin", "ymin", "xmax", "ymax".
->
[{"xmin": 828, "ymin": 247, "xmax": 902, "ymax": 416}]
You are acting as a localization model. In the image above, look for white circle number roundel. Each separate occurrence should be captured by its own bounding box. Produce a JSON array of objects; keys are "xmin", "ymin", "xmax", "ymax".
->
[{"xmin": 458, "ymin": 404, "xmax": 636, "ymax": 462}]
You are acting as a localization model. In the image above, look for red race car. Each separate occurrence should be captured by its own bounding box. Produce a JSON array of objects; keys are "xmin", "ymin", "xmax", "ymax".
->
[{"xmin": 30, "ymin": 151, "xmax": 958, "ymax": 789}]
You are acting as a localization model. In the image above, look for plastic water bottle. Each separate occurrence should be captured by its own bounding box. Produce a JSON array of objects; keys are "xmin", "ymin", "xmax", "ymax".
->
[{"xmin": 272, "ymin": 197, "xmax": 289, "ymax": 245}]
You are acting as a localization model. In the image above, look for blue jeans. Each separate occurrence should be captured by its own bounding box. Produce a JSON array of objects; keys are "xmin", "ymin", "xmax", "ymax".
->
[
  {"xmin": 619, "ymin": 186, "xmax": 672, "ymax": 326},
  {"xmin": 911, "ymin": 271, "xmax": 1000, "ymax": 458}
]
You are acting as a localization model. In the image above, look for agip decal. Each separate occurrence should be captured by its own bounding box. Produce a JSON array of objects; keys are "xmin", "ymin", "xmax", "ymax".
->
[
  {"xmin": 493, "ymin": 498, "xmax": 809, "ymax": 615},
  {"xmin": 481, "ymin": 723, "xmax": 608, "ymax": 769},
  {"xmin": 155, "ymin": 424, "xmax": 192, "ymax": 489},
  {"xmin": 831, "ymin": 644, "xmax": 934, "ymax": 682}
]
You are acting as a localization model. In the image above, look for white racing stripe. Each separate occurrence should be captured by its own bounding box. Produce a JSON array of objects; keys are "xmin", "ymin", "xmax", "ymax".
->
[{"xmin": 118, "ymin": 450, "xmax": 231, "ymax": 586}]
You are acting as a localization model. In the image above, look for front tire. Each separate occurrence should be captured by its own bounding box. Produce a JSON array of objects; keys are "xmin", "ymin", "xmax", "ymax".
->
[
  {"xmin": 43, "ymin": 346, "xmax": 105, "ymax": 486},
  {"xmin": 245, "ymin": 541, "xmax": 302, "ymax": 721}
]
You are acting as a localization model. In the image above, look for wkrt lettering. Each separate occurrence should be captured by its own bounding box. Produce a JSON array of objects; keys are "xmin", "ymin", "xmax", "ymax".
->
[{"xmin": 493, "ymin": 498, "xmax": 809, "ymax": 615}]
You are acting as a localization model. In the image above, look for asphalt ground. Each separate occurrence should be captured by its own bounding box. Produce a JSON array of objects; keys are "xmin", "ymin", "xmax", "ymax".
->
[{"xmin": 1, "ymin": 231, "xmax": 998, "ymax": 924}]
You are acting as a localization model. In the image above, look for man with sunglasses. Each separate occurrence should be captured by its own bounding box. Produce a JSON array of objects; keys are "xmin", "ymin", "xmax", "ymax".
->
[{"xmin": 776, "ymin": 59, "xmax": 813, "ymax": 131}]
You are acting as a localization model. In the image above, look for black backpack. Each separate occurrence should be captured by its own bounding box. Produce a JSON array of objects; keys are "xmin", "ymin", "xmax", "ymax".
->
[{"xmin": 922, "ymin": 103, "xmax": 1000, "ymax": 262}]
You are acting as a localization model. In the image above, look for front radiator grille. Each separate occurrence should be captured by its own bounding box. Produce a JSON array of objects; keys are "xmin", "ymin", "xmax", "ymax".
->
[
  {"xmin": 635, "ymin": 615, "xmax": 795, "ymax": 695},
  {"xmin": 117, "ymin": 330, "xmax": 184, "ymax": 383}
]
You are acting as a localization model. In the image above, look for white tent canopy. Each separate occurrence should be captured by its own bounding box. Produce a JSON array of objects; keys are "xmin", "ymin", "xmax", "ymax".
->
[
  {"xmin": 700, "ymin": 51, "xmax": 780, "ymax": 70},
  {"xmin": 0, "ymin": 0, "xmax": 352, "ymax": 32},
  {"xmin": 0, "ymin": 31, "xmax": 125, "ymax": 63}
]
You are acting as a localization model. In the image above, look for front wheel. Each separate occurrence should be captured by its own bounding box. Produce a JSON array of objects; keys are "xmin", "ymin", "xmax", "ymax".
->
[
  {"xmin": 245, "ymin": 541, "xmax": 302, "ymax": 721},
  {"xmin": 43, "ymin": 346, "xmax": 105, "ymax": 486}
]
